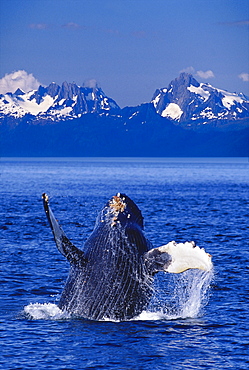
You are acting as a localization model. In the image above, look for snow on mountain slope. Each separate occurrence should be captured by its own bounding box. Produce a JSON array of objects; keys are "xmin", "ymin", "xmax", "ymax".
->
[
  {"xmin": 1, "ymin": 73, "xmax": 248, "ymax": 128},
  {"xmin": 151, "ymin": 73, "xmax": 249, "ymax": 124},
  {"xmin": 0, "ymin": 82, "xmax": 120, "ymax": 121},
  {"xmin": 0, "ymin": 90, "xmax": 55, "ymax": 117},
  {"xmin": 161, "ymin": 103, "xmax": 183, "ymax": 120}
]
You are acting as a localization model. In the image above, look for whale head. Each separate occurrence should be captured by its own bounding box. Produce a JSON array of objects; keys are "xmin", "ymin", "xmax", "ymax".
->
[
  {"xmin": 98, "ymin": 193, "xmax": 144, "ymax": 229},
  {"xmin": 88, "ymin": 193, "xmax": 150, "ymax": 258}
]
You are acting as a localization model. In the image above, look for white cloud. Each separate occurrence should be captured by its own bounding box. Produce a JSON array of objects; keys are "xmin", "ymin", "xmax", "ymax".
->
[
  {"xmin": 0, "ymin": 70, "xmax": 42, "ymax": 94},
  {"xmin": 220, "ymin": 20, "xmax": 249, "ymax": 27},
  {"xmin": 179, "ymin": 66, "xmax": 195, "ymax": 74},
  {"xmin": 238, "ymin": 73, "xmax": 249, "ymax": 82},
  {"xmin": 62, "ymin": 22, "xmax": 81, "ymax": 29},
  {"xmin": 196, "ymin": 70, "xmax": 215, "ymax": 79},
  {"xmin": 179, "ymin": 67, "xmax": 215, "ymax": 79},
  {"xmin": 83, "ymin": 79, "xmax": 98, "ymax": 88},
  {"xmin": 29, "ymin": 23, "xmax": 49, "ymax": 29}
]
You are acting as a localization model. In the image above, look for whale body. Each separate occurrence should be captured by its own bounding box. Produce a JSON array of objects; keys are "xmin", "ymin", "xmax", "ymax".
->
[{"xmin": 43, "ymin": 193, "xmax": 212, "ymax": 321}]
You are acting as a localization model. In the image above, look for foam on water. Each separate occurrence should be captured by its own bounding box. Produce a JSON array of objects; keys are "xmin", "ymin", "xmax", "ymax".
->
[
  {"xmin": 24, "ymin": 303, "xmax": 71, "ymax": 320},
  {"xmin": 24, "ymin": 269, "xmax": 213, "ymax": 321}
]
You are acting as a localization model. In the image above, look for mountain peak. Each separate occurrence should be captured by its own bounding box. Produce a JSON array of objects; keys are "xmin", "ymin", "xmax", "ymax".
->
[
  {"xmin": 14, "ymin": 88, "xmax": 25, "ymax": 96},
  {"xmin": 0, "ymin": 81, "xmax": 120, "ymax": 120},
  {"xmin": 151, "ymin": 73, "xmax": 249, "ymax": 125},
  {"xmin": 175, "ymin": 72, "xmax": 200, "ymax": 87}
]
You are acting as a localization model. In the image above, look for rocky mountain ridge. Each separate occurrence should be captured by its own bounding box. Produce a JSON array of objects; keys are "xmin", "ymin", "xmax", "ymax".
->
[
  {"xmin": 0, "ymin": 81, "xmax": 120, "ymax": 122},
  {"xmin": 0, "ymin": 73, "xmax": 249, "ymax": 129},
  {"xmin": 1, "ymin": 73, "xmax": 248, "ymax": 157},
  {"xmin": 151, "ymin": 73, "xmax": 249, "ymax": 127}
]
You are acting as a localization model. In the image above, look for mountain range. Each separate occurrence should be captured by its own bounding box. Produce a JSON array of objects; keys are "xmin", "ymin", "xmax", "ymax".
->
[
  {"xmin": 1, "ymin": 73, "xmax": 249, "ymax": 157},
  {"xmin": 151, "ymin": 73, "xmax": 249, "ymax": 127}
]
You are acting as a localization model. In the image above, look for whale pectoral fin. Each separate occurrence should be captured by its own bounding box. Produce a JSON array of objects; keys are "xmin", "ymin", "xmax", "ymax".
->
[
  {"xmin": 42, "ymin": 193, "xmax": 87, "ymax": 267},
  {"xmin": 144, "ymin": 241, "xmax": 213, "ymax": 275}
]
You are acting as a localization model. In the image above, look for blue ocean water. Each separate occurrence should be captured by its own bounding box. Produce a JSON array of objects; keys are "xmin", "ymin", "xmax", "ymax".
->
[{"xmin": 1, "ymin": 157, "xmax": 248, "ymax": 370}]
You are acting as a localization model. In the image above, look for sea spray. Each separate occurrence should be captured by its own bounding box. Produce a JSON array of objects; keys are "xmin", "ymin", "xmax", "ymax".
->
[
  {"xmin": 24, "ymin": 303, "xmax": 71, "ymax": 320},
  {"xmin": 170, "ymin": 269, "xmax": 213, "ymax": 319},
  {"xmin": 24, "ymin": 269, "xmax": 213, "ymax": 321},
  {"xmin": 143, "ymin": 268, "xmax": 214, "ymax": 321}
]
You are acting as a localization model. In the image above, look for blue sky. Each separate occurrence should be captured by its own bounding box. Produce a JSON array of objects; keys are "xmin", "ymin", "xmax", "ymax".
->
[{"xmin": 0, "ymin": 0, "xmax": 248, "ymax": 107}]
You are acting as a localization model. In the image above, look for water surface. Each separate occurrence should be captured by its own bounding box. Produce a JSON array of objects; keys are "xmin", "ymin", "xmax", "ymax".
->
[{"xmin": 1, "ymin": 157, "xmax": 248, "ymax": 369}]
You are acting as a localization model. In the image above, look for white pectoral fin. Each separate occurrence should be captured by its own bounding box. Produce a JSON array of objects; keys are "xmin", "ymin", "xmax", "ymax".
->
[
  {"xmin": 144, "ymin": 241, "xmax": 213, "ymax": 275},
  {"xmin": 159, "ymin": 241, "xmax": 213, "ymax": 273}
]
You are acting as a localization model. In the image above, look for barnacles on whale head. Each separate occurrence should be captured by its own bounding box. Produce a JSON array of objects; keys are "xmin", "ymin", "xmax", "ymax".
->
[
  {"xmin": 108, "ymin": 194, "xmax": 127, "ymax": 227},
  {"xmin": 109, "ymin": 194, "xmax": 126, "ymax": 213}
]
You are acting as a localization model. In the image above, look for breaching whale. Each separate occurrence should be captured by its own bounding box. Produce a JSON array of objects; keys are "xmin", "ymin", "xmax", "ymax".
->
[{"xmin": 42, "ymin": 193, "xmax": 212, "ymax": 321}]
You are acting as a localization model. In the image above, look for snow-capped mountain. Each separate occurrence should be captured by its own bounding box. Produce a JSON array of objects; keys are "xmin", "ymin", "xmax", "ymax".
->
[
  {"xmin": 0, "ymin": 81, "xmax": 120, "ymax": 121},
  {"xmin": 1, "ymin": 73, "xmax": 248, "ymax": 130},
  {"xmin": 151, "ymin": 73, "xmax": 249, "ymax": 125},
  {"xmin": 1, "ymin": 73, "xmax": 248, "ymax": 157}
]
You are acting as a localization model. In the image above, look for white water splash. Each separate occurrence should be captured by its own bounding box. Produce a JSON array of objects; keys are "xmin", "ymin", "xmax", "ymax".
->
[
  {"xmin": 141, "ymin": 268, "xmax": 214, "ymax": 321},
  {"xmin": 24, "ymin": 303, "xmax": 71, "ymax": 320},
  {"xmin": 24, "ymin": 269, "xmax": 213, "ymax": 321},
  {"xmin": 102, "ymin": 269, "xmax": 213, "ymax": 322},
  {"xmin": 172, "ymin": 269, "xmax": 214, "ymax": 319}
]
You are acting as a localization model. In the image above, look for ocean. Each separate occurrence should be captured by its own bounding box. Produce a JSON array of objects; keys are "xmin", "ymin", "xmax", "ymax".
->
[{"xmin": 1, "ymin": 157, "xmax": 248, "ymax": 370}]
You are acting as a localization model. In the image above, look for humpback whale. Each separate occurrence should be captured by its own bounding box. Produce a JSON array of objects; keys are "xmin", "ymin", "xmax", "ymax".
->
[{"xmin": 42, "ymin": 193, "xmax": 212, "ymax": 321}]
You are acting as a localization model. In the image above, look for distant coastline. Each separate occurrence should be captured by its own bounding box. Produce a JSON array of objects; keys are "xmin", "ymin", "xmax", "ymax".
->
[{"xmin": 1, "ymin": 157, "xmax": 248, "ymax": 163}]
